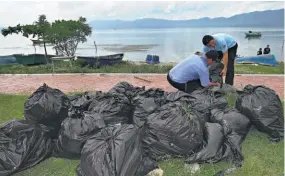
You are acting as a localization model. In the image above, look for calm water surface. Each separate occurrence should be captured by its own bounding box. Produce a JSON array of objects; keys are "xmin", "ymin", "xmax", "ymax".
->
[{"xmin": 0, "ymin": 27, "xmax": 284, "ymax": 62}]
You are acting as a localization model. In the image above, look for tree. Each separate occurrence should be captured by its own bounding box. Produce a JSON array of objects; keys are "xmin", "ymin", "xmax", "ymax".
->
[
  {"xmin": 47, "ymin": 17, "xmax": 92, "ymax": 56},
  {"xmin": 1, "ymin": 15, "xmax": 92, "ymax": 57},
  {"xmin": 34, "ymin": 15, "xmax": 50, "ymax": 55},
  {"xmin": 1, "ymin": 15, "xmax": 51, "ymax": 56}
]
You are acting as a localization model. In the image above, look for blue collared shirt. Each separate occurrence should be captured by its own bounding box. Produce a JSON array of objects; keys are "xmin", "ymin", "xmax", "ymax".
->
[
  {"xmin": 169, "ymin": 55, "xmax": 210, "ymax": 87},
  {"xmin": 203, "ymin": 33, "xmax": 237, "ymax": 54}
]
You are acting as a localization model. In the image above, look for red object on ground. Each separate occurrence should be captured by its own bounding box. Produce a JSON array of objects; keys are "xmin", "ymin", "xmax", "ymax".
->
[{"xmin": 0, "ymin": 74, "xmax": 283, "ymax": 99}]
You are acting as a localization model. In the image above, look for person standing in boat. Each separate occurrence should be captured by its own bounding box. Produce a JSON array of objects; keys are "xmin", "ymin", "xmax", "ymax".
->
[
  {"xmin": 167, "ymin": 50, "xmax": 220, "ymax": 94},
  {"xmin": 263, "ymin": 45, "xmax": 271, "ymax": 54},
  {"xmin": 257, "ymin": 48, "xmax": 262, "ymax": 55},
  {"xmin": 202, "ymin": 33, "xmax": 238, "ymax": 86}
]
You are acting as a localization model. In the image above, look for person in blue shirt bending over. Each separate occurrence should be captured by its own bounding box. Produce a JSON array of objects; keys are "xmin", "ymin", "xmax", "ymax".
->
[
  {"xmin": 202, "ymin": 33, "xmax": 238, "ymax": 86},
  {"xmin": 167, "ymin": 50, "xmax": 220, "ymax": 94}
]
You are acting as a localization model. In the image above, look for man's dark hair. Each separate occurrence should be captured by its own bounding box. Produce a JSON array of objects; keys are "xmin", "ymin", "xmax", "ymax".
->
[
  {"xmin": 205, "ymin": 50, "xmax": 218, "ymax": 61},
  {"xmin": 202, "ymin": 35, "xmax": 214, "ymax": 45},
  {"xmin": 194, "ymin": 51, "xmax": 202, "ymax": 55}
]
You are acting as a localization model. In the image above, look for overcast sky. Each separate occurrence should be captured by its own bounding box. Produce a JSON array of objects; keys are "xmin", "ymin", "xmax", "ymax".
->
[{"xmin": 0, "ymin": 1, "xmax": 284, "ymax": 26}]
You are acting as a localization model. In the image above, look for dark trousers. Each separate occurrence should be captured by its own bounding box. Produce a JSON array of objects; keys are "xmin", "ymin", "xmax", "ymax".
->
[
  {"xmin": 217, "ymin": 43, "xmax": 238, "ymax": 86},
  {"xmin": 167, "ymin": 74, "xmax": 203, "ymax": 94}
]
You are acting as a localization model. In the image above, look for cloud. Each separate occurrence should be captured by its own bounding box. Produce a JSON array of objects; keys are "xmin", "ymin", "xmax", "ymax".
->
[
  {"xmin": 0, "ymin": 1, "xmax": 283, "ymax": 26},
  {"xmin": 164, "ymin": 3, "xmax": 176, "ymax": 13}
]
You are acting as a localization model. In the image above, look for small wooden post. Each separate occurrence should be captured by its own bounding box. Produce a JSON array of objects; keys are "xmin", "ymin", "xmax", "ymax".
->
[
  {"xmin": 52, "ymin": 60, "xmax": 55, "ymax": 73},
  {"xmin": 94, "ymin": 41, "xmax": 99, "ymax": 68},
  {"xmin": 281, "ymin": 40, "xmax": 285, "ymax": 59},
  {"xmin": 93, "ymin": 41, "xmax": 97, "ymax": 56}
]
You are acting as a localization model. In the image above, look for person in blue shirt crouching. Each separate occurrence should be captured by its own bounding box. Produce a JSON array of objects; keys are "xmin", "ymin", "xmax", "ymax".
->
[{"xmin": 167, "ymin": 50, "xmax": 220, "ymax": 94}]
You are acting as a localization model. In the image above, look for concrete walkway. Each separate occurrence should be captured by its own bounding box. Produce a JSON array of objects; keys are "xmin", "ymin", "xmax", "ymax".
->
[{"xmin": 0, "ymin": 74, "xmax": 283, "ymax": 99}]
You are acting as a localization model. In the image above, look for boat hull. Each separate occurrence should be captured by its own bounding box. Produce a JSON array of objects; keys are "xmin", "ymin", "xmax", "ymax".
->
[
  {"xmin": 77, "ymin": 53, "xmax": 124, "ymax": 67},
  {"xmin": 0, "ymin": 55, "xmax": 18, "ymax": 65},
  {"xmin": 245, "ymin": 32, "xmax": 262, "ymax": 37},
  {"xmin": 235, "ymin": 54, "xmax": 279, "ymax": 67},
  {"xmin": 13, "ymin": 54, "xmax": 56, "ymax": 65}
]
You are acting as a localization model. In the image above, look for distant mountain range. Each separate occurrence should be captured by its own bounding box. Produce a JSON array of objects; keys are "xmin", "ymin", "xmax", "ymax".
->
[{"xmin": 89, "ymin": 9, "xmax": 284, "ymax": 29}]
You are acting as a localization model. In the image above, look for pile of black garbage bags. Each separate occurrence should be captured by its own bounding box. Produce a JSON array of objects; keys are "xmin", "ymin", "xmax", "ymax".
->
[{"xmin": 0, "ymin": 82, "xmax": 284, "ymax": 176}]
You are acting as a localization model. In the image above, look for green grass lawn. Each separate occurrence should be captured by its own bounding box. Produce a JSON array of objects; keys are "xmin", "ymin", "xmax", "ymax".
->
[
  {"xmin": 0, "ymin": 93, "xmax": 284, "ymax": 176},
  {"xmin": 0, "ymin": 61, "xmax": 283, "ymax": 74}
]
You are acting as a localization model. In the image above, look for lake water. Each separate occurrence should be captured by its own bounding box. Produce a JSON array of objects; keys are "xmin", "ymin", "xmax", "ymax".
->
[{"xmin": 0, "ymin": 27, "xmax": 284, "ymax": 62}]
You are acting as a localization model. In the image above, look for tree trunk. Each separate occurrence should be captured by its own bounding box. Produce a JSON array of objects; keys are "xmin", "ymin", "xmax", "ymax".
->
[
  {"xmin": 43, "ymin": 41, "xmax": 48, "ymax": 64},
  {"xmin": 43, "ymin": 41, "xmax": 47, "ymax": 56},
  {"xmin": 33, "ymin": 44, "xmax": 36, "ymax": 54}
]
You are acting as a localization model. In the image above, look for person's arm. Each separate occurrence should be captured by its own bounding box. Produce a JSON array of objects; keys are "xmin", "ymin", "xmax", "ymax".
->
[
  {"xmin": 221, "ymin": 40, "xmax": 228, "ymax": 75},
  {"xmin": 198, "ymin": 69, "xmax": 220, "ymax": 88},
  {"xmin": 208, "ymin": 82, "xmax": 220, "ymax": 87},
  {"xmin": 222, "ymin": 51, "xmax": 229, "ymax": 60}
]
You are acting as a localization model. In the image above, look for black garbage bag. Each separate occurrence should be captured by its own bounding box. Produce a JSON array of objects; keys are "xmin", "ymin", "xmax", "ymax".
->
[
  {"xmin": 135, "ymin": 157, "xmax": 159, "ymax": 176},
  {"xmin": 186, "ymin": 108, "xmax": 251, "ymax": 174},
  {"xmin": 189, "ymin": 88, "xmax": 229, "ymax": 111},
  {"xmin": 0, "ymin": 120, "xmax": 53, "ymax": 176},
  {"xmin": 166, "ymin": 87, "xmax": 231, "ymax": 108},
  {"xmin": 69, "ymin": 92, "xmax": 100, "ymax": 111},
  {"xmin": 24, "ymin": 83, "xmax": 70, "ymax": 138},
  {"xmin": 185, "ymin": 122, "xmax": 225, "ymax": 164},
  {"xmin": 212, "ymin": 84, "xmax": 239, "ymax": 108},
  {"xmin": 132, "ymin": 88, "xmax": 167, "ymax": 127},
  {"xmin": 53, "ymin": 112, "xmax": 106, "ymax": 159},
  {"xmin": 208, "ymin": 62, "xmax": 224, "ymax": 84},
  {"xmin": 88, "ymin": 93, "xmax": 132, "ymax": 125},
  {"xmin": 210, "ymin": 108, "xmax": 251, "ymax": 163},
  {"xmin": 165, "ymin": 90, "xmax": 212, "ymax": 126},
  {"xmin": 143, "ymin": 101, "xmax": 203, "ymax": 160},
  {"xmin": 76, "ymin": 165, "xmax": 85, "ymax": 176},
  {"xmin": 210, "ymin": 108, "xmax": 251, "ymax": 137},
  {"xmin": 165, "ymin": 90, "xmax": 192, "ymax": 103},
  {"xmin": 236, "ymin": 85, "xmax": 284, "ymax": 141},
  {"xmin": 76, "ymin": 154, "xmax": 158, "ymax": 176},
  {"xmin": 68, "ymin": 91, "xmax": 104, "ymax": 118},
  {"xmin": 108, "ymin": 82, "xmax": 145, "ymax": 101},
  {"xmin": 77, "ymin": 124, "xmax": 157, "ymax": 176},
  {"xmin": 180, "ymin": 88, "xmax": 229, "ymax": 125}
]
